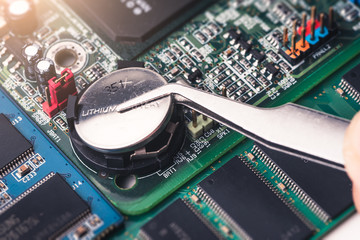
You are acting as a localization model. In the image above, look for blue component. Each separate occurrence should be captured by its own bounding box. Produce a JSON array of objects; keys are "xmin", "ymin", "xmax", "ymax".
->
[
  {"xmin": 0, "ymin": 88, "xmax": 124, "ymax": 239},
  {"xmin": 349, "ymin": 0, "xmax": 360, "ymax": 6},
  {"xmin": 305, "ymin": 33, "xmax": 319, "ymax": 45},
  {"xmin": 316, "ymin": 26, "xmax": 329, "ymax": 38},
  {"xmin": 306, "ymin": 27, "xmax": 329, "ymax": 45}
]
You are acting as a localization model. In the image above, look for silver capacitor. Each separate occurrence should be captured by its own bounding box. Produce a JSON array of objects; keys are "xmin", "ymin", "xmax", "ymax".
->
[
  {"xmin": 21, "ymin": 43, "xmax": 42, "ymax": 81},
  {"xmin": 35, "ymin": 58, "xmax": 56, "ymax": 96}
]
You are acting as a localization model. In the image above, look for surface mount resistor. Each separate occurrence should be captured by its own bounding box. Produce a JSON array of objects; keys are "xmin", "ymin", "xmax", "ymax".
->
[
  {"xmin": 277, "ymin": 182, "xmax": 287, "ymax": 192},
  {"xmin": 190, "ymin": 195, "xmax": 200, "ymax": 203},
  {"xmin": 336, "ymin": 88, "xmax": 345, "ymax": 96},
  {"xmin": 221, "ymin": 225, "xmax": 232, "ymax": 235},
  {"xmin": 247, "ymin": 153, "xmax": 256, "ymax": 161}
]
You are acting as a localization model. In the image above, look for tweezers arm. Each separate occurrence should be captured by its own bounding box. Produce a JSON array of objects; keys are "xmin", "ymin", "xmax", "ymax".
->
[{"xmin": 118, "ymin": 83, "xmax": 349, "ymax": 168}]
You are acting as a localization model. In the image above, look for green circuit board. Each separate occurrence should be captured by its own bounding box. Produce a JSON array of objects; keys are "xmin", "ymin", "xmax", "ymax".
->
[
  {"xmin": 1, "ymin": 0, "xmax": 360, "ymax": 239},
  {"xmin": 119, "ymin": 54, "xmax": 360, "ymax": 239}
]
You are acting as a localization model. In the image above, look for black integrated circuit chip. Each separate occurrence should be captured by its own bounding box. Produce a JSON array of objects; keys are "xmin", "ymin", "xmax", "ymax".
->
[
  {"xmin": 63, "ymin": 0, "xmax": 215, "ymax": 59},
  {"xmin": 198, "ymin": 156, "xmax": 313, "ymax": 239},
  {"xmin": 342, "ymin": 63, "xmax": 360, "ymax": 93},
  {"xmin": 0, "ymin": 173, "xmax": 90, "ymax": 240},
  {"xmin": 64, "ymin": 0, "xmax": 198, "ymax": 42},
  {"xmin": 140, "ymin": 199, "xmax": 220, "ymax": 240},
  {"xmin": 117, "ymin": 60, "xmax": 145, "ymax": 70},
  {"xmin": 0, "ymin": 113, "xmax": 33, "ymax": 177},
  {"xmin": 256, "ymin": 144, "xmax": 353, "ymax": 218}
]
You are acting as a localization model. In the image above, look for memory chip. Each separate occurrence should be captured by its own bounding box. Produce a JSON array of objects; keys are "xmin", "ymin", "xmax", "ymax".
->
[
  {"xmin": 0, "ymin": 113, "xmax": 33, "ymax": 177},
  {"xmin": 198, "ymin": 156, "xmax": 313, "ymax": 239},
  {"xmin": 0, "ymin": 173, "xmax": 90, "ymax": 240},
  {"xmin": 140, "ymin": 199, "xmax": 220, "ymax": 240},
  {"xmin": 256, "ymin": 144, "xmax": 353, "ymax": 218},
  {"xmin": 63, "ymin": 0, "xmax": 214, "ymax": 59},
  {"xmin": 341, "ymin": 63, "xmax": 360, "ymax": 95}
]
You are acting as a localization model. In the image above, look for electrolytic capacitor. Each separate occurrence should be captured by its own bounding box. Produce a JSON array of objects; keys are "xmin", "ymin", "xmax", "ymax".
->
[
  {"xmin": 35, "ymin": 58, "xmax": 56, "ymax": 96},
  {"xmin": 22, "ymin": 43, "xmax": 42, "ymax": 81},
  {"xmin": 5, "ymin": 0, "xmax": 37, "ymax": 36}
]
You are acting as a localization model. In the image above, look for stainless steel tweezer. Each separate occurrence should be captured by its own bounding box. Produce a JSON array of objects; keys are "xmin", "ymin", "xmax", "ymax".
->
[{"xmin": 117, "ymin": 81, "xmax": 349, "ymax": 171}]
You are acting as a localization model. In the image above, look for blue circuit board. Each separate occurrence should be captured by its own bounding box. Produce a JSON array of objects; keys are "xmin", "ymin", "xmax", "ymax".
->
[{"xmin": 0, "ymin": 88, "xmax": 124, "ymax": 240}]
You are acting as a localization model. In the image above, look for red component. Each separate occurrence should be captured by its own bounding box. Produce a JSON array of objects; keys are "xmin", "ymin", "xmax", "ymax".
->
[
  {"xmin": 297, "ymin": 19, "xmax": 320, "ymax": 36},
  {"xmin": 42, "ymin": 68, "xmax": 77, "ymax": 118}
]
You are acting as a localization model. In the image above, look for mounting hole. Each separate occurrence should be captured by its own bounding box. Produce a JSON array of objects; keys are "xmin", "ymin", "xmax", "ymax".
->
[
  {"xmin": 55, "ymin": 49, "xmax": 77, "ymax": 68},
  {"xmin": 115, "ymin": 174, "xmax": 137, "ymax": 190},
  {"xmin": 46, "ymin": 40, "xmax": 88, "ymax": 74}
]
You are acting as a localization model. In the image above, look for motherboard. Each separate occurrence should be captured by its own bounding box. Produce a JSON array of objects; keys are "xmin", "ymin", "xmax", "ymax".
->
[{"xmin": 0, "ymin": 0, "xmax": 360, "ymax": 239}]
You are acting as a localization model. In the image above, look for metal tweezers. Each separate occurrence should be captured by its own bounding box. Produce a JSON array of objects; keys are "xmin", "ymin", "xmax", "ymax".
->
[{"xmin": 117, "ymin": 80, "xmax": 349, "ymax": 171}]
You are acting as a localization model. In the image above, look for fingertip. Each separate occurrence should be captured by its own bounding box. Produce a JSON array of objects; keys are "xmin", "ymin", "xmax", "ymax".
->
[
  {"xmin": 353, "ymin": 184, "xmax": 360, "ymax": 212},
  {"xmin": 343, "ymin": 112, "xmax": 360, "ymax": 182}
]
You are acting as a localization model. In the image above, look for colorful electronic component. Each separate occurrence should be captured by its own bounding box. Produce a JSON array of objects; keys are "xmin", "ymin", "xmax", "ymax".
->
[
  {"xmin": 42, "ymin": 68, "xmax": 77, "ymax": 117},
  {"xmin": 0, "ymin": 0, "xmax": 359, "ymax": 239},
  {"xmin": 280, "ymin": 6, "xmax": 336, "ymax": 65}
]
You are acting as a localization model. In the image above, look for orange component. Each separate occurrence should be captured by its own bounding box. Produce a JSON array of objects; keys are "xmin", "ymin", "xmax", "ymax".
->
[
  {"xmin": 296, "ymin": 40, "xmax": 310, "ymax": 53},
  {"xmin": 284, "ymin": 39, "xmax": 310, "ymax": 60},
  {"xmin": 285, "ymin": 49, "xmax": 300, "ymax": 59}
]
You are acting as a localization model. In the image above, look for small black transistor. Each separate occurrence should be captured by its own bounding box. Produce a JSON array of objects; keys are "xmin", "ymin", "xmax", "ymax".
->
[
  {"xmin": 251, "ymin": 49, "xmax": 265, "ymax": 62},
  {"xmin": 265, "ymin": 63, "xmax": 280, "ymax": 75},
  {"xmin": 188, "ymin": 69, "xmax": 203, "ymax": 83}
]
